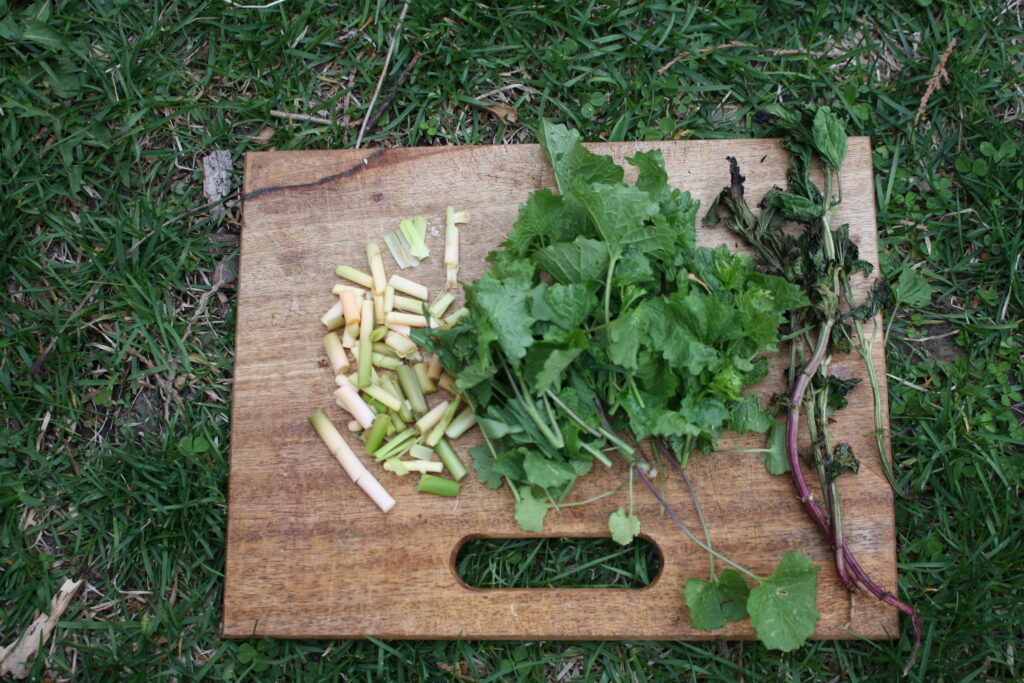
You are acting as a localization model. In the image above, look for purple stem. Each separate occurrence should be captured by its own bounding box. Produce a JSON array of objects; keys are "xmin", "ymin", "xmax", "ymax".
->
[{"xmin": 789, "ymin": 324, "xmax": 921, "ymax": 673}]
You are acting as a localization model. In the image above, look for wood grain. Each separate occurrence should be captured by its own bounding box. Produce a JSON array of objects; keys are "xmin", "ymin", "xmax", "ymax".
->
[{"xmin": 223, "ymin": 138, "xmax": 899, "ymax": 640}]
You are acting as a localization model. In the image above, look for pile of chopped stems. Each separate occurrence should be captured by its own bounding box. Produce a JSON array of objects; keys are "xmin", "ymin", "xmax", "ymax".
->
[
  {"xmin": 705, "ymin": 105, "xmax": 921, "ymax": 672},
  {"xmin": 309, "ymin": 210, "xmax": 477, "ymax": 509}
]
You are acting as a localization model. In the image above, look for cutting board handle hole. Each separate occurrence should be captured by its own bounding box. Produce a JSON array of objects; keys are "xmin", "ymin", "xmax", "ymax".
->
[{"xmin": 453, "ymin": 536, "xmax": 662, "ymax": 589}]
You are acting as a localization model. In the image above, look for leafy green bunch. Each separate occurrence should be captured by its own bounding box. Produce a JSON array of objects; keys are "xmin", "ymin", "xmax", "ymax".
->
[{"xmin": 413, "ymin": 120, "xmax": 805, "ymax": 535}]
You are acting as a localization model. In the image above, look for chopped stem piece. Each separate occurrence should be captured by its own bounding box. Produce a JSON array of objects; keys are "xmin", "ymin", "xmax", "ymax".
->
[
  {"xmin": 357, "ymin": 299, "xmax": 374, "ymax": 388},
  {"xmin": 418, "ymin": 473, "xmax": 460, "ymax": 497},
  {"xmin": 309, "ymin": 410, "xmax": 395, "ymax": 512},
  {"xmin": 372, "ymin": 342, "xmax": 399, "ymax": 358},
  {"xmin": 371, "ymin": 352, "xmax": 402, "ymax": 370},
  {"xmin": 332, "ymin": 283, "xmax": 366, "ymax": 298},
  {"xmin": 384, "ymin": 285, "xmax": 395, "ymax": 313},
  {"xmin": 400, "ymin": 460, "xmax": 444, "ymax": 474},
  {"xmin": 385, "ymin": 331, "xmax": 418, "ymax": 358},
  {"xmin": 383, "ymin": 457, "xmax": 410, "ymax": 475},
  {"xmin": 435, "ymin": 438, "xmax": 468, "ymax": 481},
  {"xmin": 387, "ymin": 274, "xmax": 428, "ymax": 300},
  {"xmin": 444, "ymin": 206, "xmax": 468, "ymax": 291},
  {"xmin": 397, "ymin": 364, "xmax": 429, "ymax": 414},
  {"xmin": 373, "ymin": 292, "xmax": 385, "ymax": 322},
  {"xmin": 385, "ymin": 311, "xmax": 437, "ymax": 328},
  {"xmin": 340, "ymin": 290, "xmax": 361, "ymax": 325},
  {"xmin": 367, "ymin": 243, "xmax": 387, "ymax": 296},
  {"xmin": 443, "ymin": 307, "xmax": 469, "ymax": 327},
  {"xmin": 393, "ymin": 294, "xmax": 428, "ymax": 313},
  {"xmin": 415, "ymin": 400, "xmax": 449, "ymax": 434},
  {"xmin": 364, "ymin": 413, "xmax": 391, "ymax": 454},
  {"xmin": 413, "ymin": 362, "xmax": 436, "ymax": 393},
  {"xmin": 426, "ymin": 354, "xmax": 443, "ymax": 380},
  {"xmin": 372, "ymin": 427, "xmax": 418, "ymax": 461},
  {"xmin": 426, "ymin": 395, "xmax": 462, "ymax": 447},
  {"xmin": 335, "ymin": 385, "xmax": 375, "ymax": 429},
  {"xmin": 321, "ymin": 301, "xmax": 344, "ymax": 331},
  {"xmin": 408, "ymin": 444, "xmax": 435, "ymax": 461},
  {"xmin": 363, "ymin": 383, "xmax": 403, "ymax": 412},
  {"xmin": 335, "ymin": 265, "xmax": 374, "ymax": 289},
  {"xmin": 347, "ymin": 420, "xmax": 363, "ymax": 433},
  {"xmin": 429, "ymin": 292, "xmax": 456, "ymax": 318},
  {"xmin": 399, "ymin": 216, "xmax": 430, "ymax": 259},
  {"xmin": 388, "ymin": 323, "xmax": 412, "ymax": 337},
  {"xmin": 323, "ymin": 332, "xmax": 350, "ymax": 373},
  {"xmin": 444, "ymin": 407, "xmax": 476, "ymax": 439},
  {"xmin": 437, "ymin": 372, "xmax": 456, "ymax": 394}
]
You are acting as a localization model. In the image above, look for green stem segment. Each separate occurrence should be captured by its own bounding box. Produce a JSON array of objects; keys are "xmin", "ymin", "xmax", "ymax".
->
[
  {"xmin": 418, "ymin": 473, "xmax": 460, "ymax": 497},
  {"xmin": 435, "ymin": 438, "xmax": 468, "ymax": 481}
]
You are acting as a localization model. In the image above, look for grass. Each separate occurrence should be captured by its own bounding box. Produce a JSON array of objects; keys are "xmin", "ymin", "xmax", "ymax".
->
[{"xmin": 1, "ymin": 0, "xmax": 1021, "ymax": 679}]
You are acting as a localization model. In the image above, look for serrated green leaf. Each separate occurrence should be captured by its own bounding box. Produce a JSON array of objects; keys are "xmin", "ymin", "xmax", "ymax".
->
[
  {"xmin": 470, "ymin": 269, "xmax": 536, "ymax": 360},
  {"xmin": 766, "ymin": 188, "xmax": 823, "ymax": 222},
  {"xmin": 893, "ymin": 267, "xmax": 933, "ymax": 307},
  {"xmin": 538, "ymin": 120, "xmax": 623, "ymax": 193},
  {"xmin": 470, "ymin": 445, "xmax": 503, "ymax": 489},
  {"xmin": 522, "ymin": 451, "xmax": 576, "ymax": 488},
  {"xmin": 607, "ymin": 313, "xmax": 640, "ymax": 370},
  {"xmin": 811, "ymin": 107, "xmax": 847, "ymax": 171},
  {"xmin": 533, "ymin": 237, "xmax": 609, "ymax": 284},
  {"xmin": 762, "ymin": 422, "xmax": 790, "ymax": 475},
  {"xmin": 514, "ymin": 487, "xmax": 550, "ymax": 532},
  {"xmin": 571, "ymin": 182, "xmax": 659, "ymax": 255},
  {"xmin": 729, "ymin": 394, "xmax": 775, "ymax": 434},
  {"xmin": 684, "ymin": 569, "xmax": 751, "ymax": 630},
  {"xmin": 523, "ymin": 339, "xmax": 586, "ymax": 394},
  {"xmin": 608, "ymin": 506, "xmax": 641, "ymax": 545},
  {"xmin": 748, "ymin": 551, "xmax": 821, "ymax": 651}
]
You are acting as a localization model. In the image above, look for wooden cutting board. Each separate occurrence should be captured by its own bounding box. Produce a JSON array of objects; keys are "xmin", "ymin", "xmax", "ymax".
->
[{"xmin": 223, "ymin": 137, "xmax": 899, "ymax": 640}]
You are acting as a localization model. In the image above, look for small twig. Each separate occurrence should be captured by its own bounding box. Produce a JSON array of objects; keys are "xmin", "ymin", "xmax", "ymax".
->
[
  {"xmin": 359, "ymin": 52, "xmax": 421, "ymax": 140},
  {"xmin": 913, "ymin": 38, "xmax": 956, "ymax": 125},
  {"xmin": 270, "ymin": 109, "xmax": 332, "ymax": 125},
  {"xmin": 355, "ymin": 1, "xmax": 411, "ymax": 148}
]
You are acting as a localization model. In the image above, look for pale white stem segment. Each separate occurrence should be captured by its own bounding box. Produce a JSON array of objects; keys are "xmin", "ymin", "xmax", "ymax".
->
[
  {"xmin": 385, "ymin": 331, "xmax": 417, "ymax": 358},
  {"xmin": 387, "ymin": 274, "xmax": 428, "ymax": 300},
  {"xmin": 309, "ymin": 411, "xmax": 367, "ymax": 481},
  {"xmin": 367, "ymin": 242, "xmax": 387, "ymax": 295},
  {"xmin": 373, "ymin": 292, "xmax": 385, "ymax": 322},
  {"xmin": 335, "ymin": 385, "xmax": 375, "ymax": 429},
  {"xmin": 341, "ymin": 326, "xmax": 358, "ymax": 349},
  {"xmin": 309, "ymin": 411, "xmax": 395, "ymax": 512},
  {"xmin": 387, "ymin": 323, "xmax": 412, "ymax": 337},
  {"xmin": 445, "ymin": 207, "xmax": 469, "ymax": 291},
  {"xmin": 445, "ymin": 407, "xmax": 477, "ymax": 439},
  {"xmin": 415, "ymin": 400, "xmax": 450, "ymax": 434},
  {"xmin": 400, "ymin": 460, "xmax": 444, "ymax": 473},
  {"xmin": 438, "ymin": 372, "xmax": 456, "ymax": 394},
  {"xmin": 323, "ymin": 332, "xmax": 350, "ymax": 373},
  {"xmin": 340, "ymin": 289, "xmax": 361, "ymax": 325},
  {"xmin": 383, "ymin": 285, "xmax": 395, "ymax": 313},
  {"xmin": 426, "ymin": 354, "xmax": 443, "ymax": 380},
  {"xmin": 348, "ymin": 420, "xmax": 363, "ymax": 433},
  {"xmin": 321, "ymin": 300, "xmax": 344, "ymax": 331},
  {"xmin": 385, "ymin": 311, "xmax": 439, "ymax": 328},
  {"xmin": 355, "ymin": 471, "xmax": 396, "ymax": 512},
  {"xmin": 335, "ymin": 265, "xmax": 374, "ymax": 289},
  {"xmin": 332, "ymin": 283, "xmax": 366, "ymax": 298}
]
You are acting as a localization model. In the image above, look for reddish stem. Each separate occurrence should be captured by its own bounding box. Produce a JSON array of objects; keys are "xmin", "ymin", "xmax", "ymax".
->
[{"xmin": 788, "ymin": 323, "xmax": 921, "ymax": 674}]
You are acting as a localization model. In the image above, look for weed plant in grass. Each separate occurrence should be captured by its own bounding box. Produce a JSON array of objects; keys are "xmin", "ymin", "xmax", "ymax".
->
[{"xmin": 1, "ymin": 0, "xmax": 1021, "ymax": 680}]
